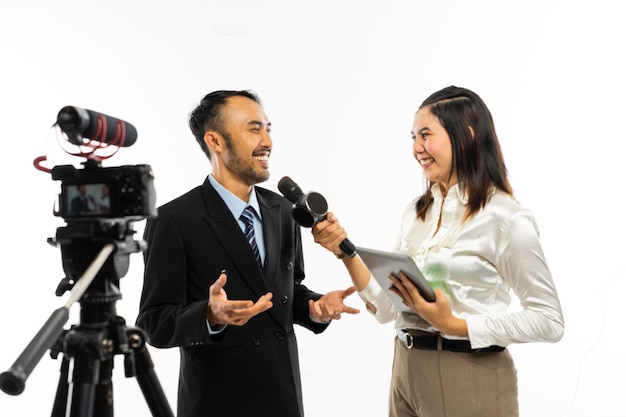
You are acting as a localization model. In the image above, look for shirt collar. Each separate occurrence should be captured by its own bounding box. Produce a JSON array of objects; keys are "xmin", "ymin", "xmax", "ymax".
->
[
  {"xmin": 208, "ymin": 174, "xmax": 262, "ymax": 221},
  {"xmin": 430, "ymin": 183, "xmax": 469, "ymax": 205}
]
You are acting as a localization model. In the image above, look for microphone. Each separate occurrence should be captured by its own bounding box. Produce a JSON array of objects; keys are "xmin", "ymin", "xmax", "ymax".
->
[
  {"xmin": 278, "ymin": 176, "xmax": 356, "ymax": 258},
  {"xmin": 56, "ymin": 106, "xmax": 138, "ymax": 147}
]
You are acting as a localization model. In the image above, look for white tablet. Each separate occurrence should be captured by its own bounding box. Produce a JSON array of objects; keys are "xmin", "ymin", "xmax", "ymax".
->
[{"xmin": 356, "ymin": 246, "xmax": 436, "ymax": 313}]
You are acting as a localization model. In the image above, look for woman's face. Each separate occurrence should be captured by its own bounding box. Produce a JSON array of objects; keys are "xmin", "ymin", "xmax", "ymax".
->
[{"xmin": 411, "ymin": 107, "xmax": 457, "ymax": 190}]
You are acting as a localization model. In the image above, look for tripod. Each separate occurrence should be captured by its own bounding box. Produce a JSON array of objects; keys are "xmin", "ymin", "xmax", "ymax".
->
[{"xmin": 0, "ymin": 223, "xmax": 174, "ymax": 417}]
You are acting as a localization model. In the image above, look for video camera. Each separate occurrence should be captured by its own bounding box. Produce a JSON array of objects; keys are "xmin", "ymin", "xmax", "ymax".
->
[
  {"xmin": 53, "ymin": 163, "xmax": 155, "ymax": 222},
  {"xmin": 48, "ymin": 106, "xmax": 157, "ymax": 290},
  {"xmin": 52, "ymin": 105, "xmax": 156, "ymax": 223}
]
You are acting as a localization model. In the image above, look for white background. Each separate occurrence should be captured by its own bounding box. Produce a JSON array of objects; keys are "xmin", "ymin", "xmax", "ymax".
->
[{"xmin": 1, "ymin": 1, "xmax": 624, "ymax": 416}]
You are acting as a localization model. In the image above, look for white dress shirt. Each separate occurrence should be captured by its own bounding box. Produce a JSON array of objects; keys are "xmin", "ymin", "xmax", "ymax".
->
[{"xmin": 358, "ymin": 184, "xmax": 564, "ymax": 349}]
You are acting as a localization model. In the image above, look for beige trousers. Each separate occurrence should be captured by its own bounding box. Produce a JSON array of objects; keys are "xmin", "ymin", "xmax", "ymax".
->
[{"xmin": 389, "ymin": 337, "xmax": 518, "ymax": 417}]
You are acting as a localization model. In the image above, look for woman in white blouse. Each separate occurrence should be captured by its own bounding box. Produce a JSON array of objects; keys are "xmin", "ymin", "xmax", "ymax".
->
[{"xmin": 312, "ymin": 86, "xmax": 564, "ymax": 417}]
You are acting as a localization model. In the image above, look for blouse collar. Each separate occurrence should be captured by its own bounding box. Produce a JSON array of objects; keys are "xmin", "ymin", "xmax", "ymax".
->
[{"xmin": 431, "ymin": 183, "xmax": 469, "ymax": 205}]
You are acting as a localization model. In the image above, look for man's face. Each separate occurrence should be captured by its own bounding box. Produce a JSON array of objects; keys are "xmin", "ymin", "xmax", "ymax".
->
[{"xmin": 218, "ymin": 96, "xmax": 273, "ymax": 186}]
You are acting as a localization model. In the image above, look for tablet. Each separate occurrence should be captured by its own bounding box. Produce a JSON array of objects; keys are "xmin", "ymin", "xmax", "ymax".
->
[{"xmin": 356, "ymin": 246, "xmax": 436, "ymax": 312}]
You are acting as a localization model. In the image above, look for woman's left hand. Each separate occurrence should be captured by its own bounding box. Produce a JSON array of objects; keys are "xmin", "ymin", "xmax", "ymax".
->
[{"xmin": 389, "ymin": 272, "xmax": 468, "ymax": 337}]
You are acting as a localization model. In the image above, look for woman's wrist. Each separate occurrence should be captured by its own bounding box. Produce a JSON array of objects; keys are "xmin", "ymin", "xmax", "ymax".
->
[{"xmin": 441, "ymin": 317, "xmax": 469, "ymax": 337}]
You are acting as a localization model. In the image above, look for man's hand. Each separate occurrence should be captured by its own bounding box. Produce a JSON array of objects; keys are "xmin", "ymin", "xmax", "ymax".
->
[
  {"xmin": 309, "ymin": 286, "xmax": 360, "ymax": 322},
  {"xmin": 206, "ymin": 271, "xmax": 273, "ymax": 326}
]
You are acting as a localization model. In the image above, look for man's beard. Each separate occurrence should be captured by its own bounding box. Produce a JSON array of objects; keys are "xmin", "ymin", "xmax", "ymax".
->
[{"xmin": 222, "ymin": 131, "xmax": 270, "ymax": 185}]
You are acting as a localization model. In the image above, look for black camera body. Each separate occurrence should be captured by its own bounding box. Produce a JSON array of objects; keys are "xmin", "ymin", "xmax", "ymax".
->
[{"xmin": 53, "ymin": 161, "xmax": 157, "ymax": 222}]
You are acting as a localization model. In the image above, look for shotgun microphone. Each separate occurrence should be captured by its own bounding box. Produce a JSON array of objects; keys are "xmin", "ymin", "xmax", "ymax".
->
[
  {"xmin": 278, "ymin": 176, "xmax": 356, "ymax": 258},
  {"xmin": 56, "ymin": 106, "xmax": 138, "ymax": 147}
]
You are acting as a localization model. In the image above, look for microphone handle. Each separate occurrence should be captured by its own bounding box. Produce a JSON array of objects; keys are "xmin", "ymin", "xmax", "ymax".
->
[{"xmin": 339, "ymin": 238, "xmax": 357, "ymax": 258}]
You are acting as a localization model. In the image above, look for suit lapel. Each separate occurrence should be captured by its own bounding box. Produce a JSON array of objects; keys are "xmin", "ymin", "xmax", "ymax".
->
[
  {"xmin": 256, "ymin": 190, "xmax": 287, "ymax": 327},
  {"xmin": 257, "ymin": 191, "xmax": 282, "ymax": 290},
  {"xmin": 200, "ymin": 181, "xmax": 269, "ymax": 297}
]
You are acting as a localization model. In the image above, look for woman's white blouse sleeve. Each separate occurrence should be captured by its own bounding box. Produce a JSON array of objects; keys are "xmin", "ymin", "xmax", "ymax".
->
[{"xmin": 466, "ymin": 209, "xmax": 565, "ymax": 348}]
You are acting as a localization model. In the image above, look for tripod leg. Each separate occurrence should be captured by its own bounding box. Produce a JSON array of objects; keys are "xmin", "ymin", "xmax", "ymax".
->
[
  {"xmin": 51, "ymin": 355, "xmax": 70, "ymax": 417},
  {"xmin": 93, "ymin": 358, "xmax": 114, "ymax": 417},
  {"xmin": 127, "ymin": 328, "xmax": 174, "ymax": 417},
  {"xmin": 67, "ymin": 354, "xmax": 101, "ymax": 417}
]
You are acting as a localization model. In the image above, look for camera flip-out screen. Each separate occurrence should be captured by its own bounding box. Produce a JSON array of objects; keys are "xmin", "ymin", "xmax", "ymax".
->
[
  {"xmin": 62, "ymin": 183, "xmax": 112, "ymax": 219},
  {"xmin": 53, "ymin": 163, "xmax": 156, "ymax": 221}
]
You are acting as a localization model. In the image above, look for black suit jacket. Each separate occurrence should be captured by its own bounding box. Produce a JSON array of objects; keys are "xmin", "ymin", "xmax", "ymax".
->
[
  {"xmin": 70, "ymin": 195, "xmax": 91, "ymax": 217},
  {"xmin": 136, "ymin": 178, "xmax": 329, "ymax": 417}
]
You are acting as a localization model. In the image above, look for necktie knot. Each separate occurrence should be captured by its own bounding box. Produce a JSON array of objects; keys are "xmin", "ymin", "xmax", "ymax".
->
[
  {"xmin": 240, "ymin": 206, "xmax": 256, "ymax": 226},
  {"xmin": 240, "ymin": 206, "xmax": 262, "ymax": 268}
]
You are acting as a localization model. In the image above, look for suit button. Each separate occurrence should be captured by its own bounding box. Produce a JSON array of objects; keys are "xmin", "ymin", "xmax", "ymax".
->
[
  {"xmin": 252, "ymin": 338, "xmax": 261, "ymax": 347},
  {"xmin": 286, "ymin": 261, "xmax": 293, "ymax": 270},
  {"xmin": 282, "ymin": 296, "xmax": 289, "ymax": 304},
  {"xmin": 275, "ymin": 332, "xmax": 284, "ymax": 341}
]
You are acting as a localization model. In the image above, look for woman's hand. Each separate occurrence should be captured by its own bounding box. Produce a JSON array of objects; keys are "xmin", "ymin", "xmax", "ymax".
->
[
  {"xmin": 311, "ymin": 212, "xmax": 347, "ymax": 257},
  {"xmin": 389, "ymin": 272, "xmax": 468, "ymax": 337}
]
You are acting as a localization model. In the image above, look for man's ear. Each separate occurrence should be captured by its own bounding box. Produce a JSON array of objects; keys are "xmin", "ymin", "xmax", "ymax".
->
[{"xmin": 204, "ymin": 131, "xmax": 222, "ymax": 151}]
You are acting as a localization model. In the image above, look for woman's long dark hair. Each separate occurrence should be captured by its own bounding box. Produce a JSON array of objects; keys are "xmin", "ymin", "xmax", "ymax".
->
[{"xmin": 415, "ymin": 86, "xmax": 512, "ymax": 220}]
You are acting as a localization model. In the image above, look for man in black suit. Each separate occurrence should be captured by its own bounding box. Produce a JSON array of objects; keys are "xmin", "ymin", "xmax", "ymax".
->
[
  {"xmin": 136, "ymin": 90, "xmax": 359, "ymax": 417},
  {"xmin": 70, "ymin": 184, "xmax": 96, "ymax": 217}
]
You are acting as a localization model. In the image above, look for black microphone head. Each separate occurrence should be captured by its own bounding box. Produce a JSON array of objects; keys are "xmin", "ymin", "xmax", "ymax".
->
[
  {"xmin": 292, "ymin": 192, "xmax": 328, "ymax": 227},
  {"xmin": 305, "ymin": 192, "xmax": 328, "ymax": 215},
  {"xmin": 56, "ymin": 106, "xmax": 138, "ymax": 147},
  {"xmin": 278, "ymin": 176, "xmax": 304, "ymax": 203},
  {"xmin": 56, "ymin": 106, "xmax": 90, "ymax": 145}
]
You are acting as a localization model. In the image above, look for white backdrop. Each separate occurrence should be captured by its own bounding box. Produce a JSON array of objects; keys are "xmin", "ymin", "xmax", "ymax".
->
[{"xmin": 1, "ymin": 1, "xmax": 624, "ymax": 416}]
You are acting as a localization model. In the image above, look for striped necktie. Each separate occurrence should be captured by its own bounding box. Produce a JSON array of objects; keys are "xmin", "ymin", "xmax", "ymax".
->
[{"xmin": 240, "ymin": 206, "xmax": 262, "ymax": 268}]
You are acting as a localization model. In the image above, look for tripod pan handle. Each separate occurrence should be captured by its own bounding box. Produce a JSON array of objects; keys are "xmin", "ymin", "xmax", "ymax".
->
[{"xmin": 0, "ymin": 307, "xmax": 69, "ymax": 395}]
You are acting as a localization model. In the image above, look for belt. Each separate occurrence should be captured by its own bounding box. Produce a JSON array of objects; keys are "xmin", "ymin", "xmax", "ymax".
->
[{"xmin": 397, "ymin": 330, "xmax": 504, "ymax": 353}]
